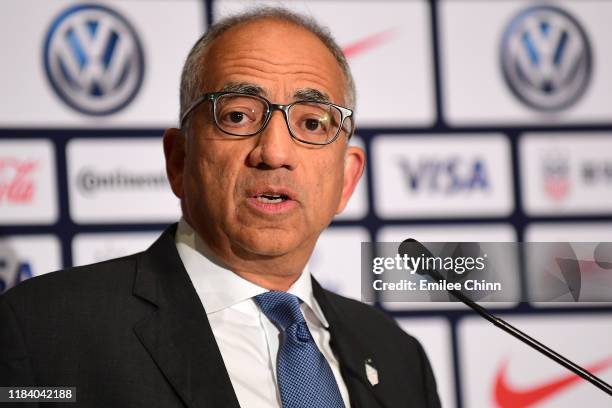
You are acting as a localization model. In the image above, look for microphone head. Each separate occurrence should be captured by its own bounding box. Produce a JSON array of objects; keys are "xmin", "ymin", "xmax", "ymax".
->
[
  {"xmin": 398, "ymin": 238, "xmax": 434, "ymax": 258},
  {"xmin": 594, "ymin": 242, "xmax": 612, "ymax": 270},
  {"xmin": 398, "ymin": 238, "xmax": 435, "ymax": 276}
]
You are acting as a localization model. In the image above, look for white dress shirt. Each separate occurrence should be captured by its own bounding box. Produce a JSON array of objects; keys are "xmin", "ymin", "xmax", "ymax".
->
[{"xmin": 175, "ymin": 219, "xmax": 351, "ymax": 408}]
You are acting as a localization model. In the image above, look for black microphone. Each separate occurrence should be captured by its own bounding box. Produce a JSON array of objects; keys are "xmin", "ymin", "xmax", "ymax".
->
[{"xmin": 398, "ymin": 238, "xmax": 612, "ymax": 397}]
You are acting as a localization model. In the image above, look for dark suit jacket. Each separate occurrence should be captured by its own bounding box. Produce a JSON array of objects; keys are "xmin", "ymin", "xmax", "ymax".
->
[{"xmin": 0, "ymin": 225, "xmax": 441, "ymax": 407}]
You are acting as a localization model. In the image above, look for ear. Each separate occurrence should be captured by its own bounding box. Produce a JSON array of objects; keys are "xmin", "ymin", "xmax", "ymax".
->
[
  {"xmin": 163, "ymin": 127, "xmax": 186, "ymax": 199},
  {"xmin": 336, "ymin": 145, "xmax": 365, "ymax": 214}
]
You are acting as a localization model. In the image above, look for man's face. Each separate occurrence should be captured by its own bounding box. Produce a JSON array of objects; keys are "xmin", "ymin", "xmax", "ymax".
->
[{"xmin": 165, "ymin": 19, "xmax": 364, "ymax": 269}]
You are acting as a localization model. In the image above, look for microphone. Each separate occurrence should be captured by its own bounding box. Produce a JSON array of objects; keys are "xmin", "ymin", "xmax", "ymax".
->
[
  {"xmin": 595, "ymin": 242, "xmax": 612, "ymax": 270},
  {"xmin": 398, "ymin": 238, "xmax": 612, "ymax": 397}
]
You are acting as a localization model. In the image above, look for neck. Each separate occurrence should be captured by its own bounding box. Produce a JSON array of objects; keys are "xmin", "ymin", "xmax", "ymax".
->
[
  {"xmin": 184, "ymin": 218, "xmax": 312, "ymax": 291},
  {"xmin": 231, "ymin": 269, "xmax": 301, "ymax": 292}
]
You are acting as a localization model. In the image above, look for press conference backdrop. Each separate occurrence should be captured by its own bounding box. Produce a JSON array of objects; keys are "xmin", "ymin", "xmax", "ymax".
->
[{"xmin": 1, "ymin": 0, "xmax": 612, "ymax": 406}]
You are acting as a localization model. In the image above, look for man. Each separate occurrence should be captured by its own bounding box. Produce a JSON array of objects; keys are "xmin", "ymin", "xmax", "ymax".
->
[{"xmin": 1, "ymin": 7, "xmax": 440, "ymax": 408}]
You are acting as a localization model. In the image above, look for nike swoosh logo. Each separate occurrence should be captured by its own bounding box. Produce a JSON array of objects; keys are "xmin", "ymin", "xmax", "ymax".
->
[
  {"xmin": 494, "ymin": 356, "xmax": 612, "ymax": 407},
  {"xmin": 342, "ymin": 29, "xmax": 397, "ymax": 59}
]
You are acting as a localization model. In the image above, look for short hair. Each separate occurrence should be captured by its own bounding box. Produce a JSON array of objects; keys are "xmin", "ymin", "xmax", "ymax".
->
[{"xmin": 178, "ymin": 6, "xmax": 356, "ymax": 128}]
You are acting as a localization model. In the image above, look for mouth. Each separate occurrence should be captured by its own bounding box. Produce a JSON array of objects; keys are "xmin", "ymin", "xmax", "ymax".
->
[
  {"xmin": 246, "ymin": 186, "xmax": 298, "ymax": 214},
  {"xmin": 254, "ymin": 192, "xmax": 290, "ymax": 204}
]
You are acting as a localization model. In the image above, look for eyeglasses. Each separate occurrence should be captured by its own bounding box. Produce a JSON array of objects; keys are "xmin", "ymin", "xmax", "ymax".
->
[{"xmin": 180, "ymin": 91, "xmax": 354, "ymax": 146}]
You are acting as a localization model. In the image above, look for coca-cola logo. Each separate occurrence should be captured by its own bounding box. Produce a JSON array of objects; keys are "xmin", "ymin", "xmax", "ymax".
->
[{"xmin": 0, "ymin": 158, "xmax": 38, "ymax": 203}]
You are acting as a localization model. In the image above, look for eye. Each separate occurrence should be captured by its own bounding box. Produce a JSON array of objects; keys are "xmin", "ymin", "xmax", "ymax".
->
[
  {"xmin": 218, "ymin": 107, "xmax": 256, "ymax": 128},
  {"xmin": 228, "ymin": 111, "xmax": 246, "ymax": 124},
  {"xmin": 297, "ymin": 113, "xmax": 330, "ymax": 134},
  {"xmin": 304, "ymin": 118, "xmax": 322, "ymax": 131},
  {"xmin": 290, "ymin": 102, "xmax": 339, "ymax": 137},
  {"xmin": 215, "ymin": 94, "xmax": 266, "ymax": 132}
]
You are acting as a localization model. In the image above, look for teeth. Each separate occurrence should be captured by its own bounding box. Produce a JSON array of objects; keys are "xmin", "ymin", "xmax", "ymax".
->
[{"xmin": 256, "ymin": 194, "xmax": 284, "ymax": 203}]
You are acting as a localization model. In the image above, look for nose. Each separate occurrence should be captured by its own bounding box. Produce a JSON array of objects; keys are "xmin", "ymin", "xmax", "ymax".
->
[{"xmin": 247, "ymin": 110, "xmax": 299, "ymax": 170}]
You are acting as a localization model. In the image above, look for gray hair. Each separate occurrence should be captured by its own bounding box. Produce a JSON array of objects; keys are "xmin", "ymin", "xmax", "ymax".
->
[{"xmin": 178, "ymin": 6, "xmax": 356, "ymax": 128}]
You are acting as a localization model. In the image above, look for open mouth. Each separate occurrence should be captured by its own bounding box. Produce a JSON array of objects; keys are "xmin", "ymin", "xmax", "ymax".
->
[
  {"xmin": 246, "ymin": 186, "xmax": 297, "ymax": 213},
  {"xmin": 254, "ymin": 193, "xmax": 290, "ymax": 204}
]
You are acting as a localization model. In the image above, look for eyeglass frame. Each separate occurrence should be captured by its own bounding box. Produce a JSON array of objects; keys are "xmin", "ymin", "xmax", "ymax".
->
[{"xmin": 179, "ymin": 91, "xmax": 354, "ymax": 146}]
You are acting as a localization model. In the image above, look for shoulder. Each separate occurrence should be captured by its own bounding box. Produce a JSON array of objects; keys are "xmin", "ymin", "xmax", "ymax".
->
[{"xmin": 1, "ymin": 254, "xmax": 138, "ymax": 314}]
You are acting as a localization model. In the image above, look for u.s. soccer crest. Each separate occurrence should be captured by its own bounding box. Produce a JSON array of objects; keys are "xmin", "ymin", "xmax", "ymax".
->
[
  {"xmin": 43, "ymin": 4, "xmax": 145, "ymax": 116},
  {"xmin": 500, "ymin": 5, "xmax": 592, "ymax": 111}
]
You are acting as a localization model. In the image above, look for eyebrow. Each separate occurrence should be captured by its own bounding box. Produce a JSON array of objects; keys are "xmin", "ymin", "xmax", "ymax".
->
[
  {"xmin": 220, "ymin": 82, "xmax": 332, "ymax": 104},
  {"xmin": 293, "ymin": 88, "xmax": 331, "ymax": 103},
  {"xmin": 221, "ymin": 82, "xmax": 266, "ymax": 96}
]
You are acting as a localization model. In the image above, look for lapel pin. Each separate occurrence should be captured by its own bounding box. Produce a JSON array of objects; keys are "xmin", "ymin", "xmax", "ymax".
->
[{"xmin": 365, "ymin": 358, "xmax": 379, "ymax": 386}]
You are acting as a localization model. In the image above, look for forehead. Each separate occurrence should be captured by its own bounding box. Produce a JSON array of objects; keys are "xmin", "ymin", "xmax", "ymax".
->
[{"xmin": 200, "ymin": 18, "xmax": 347, "ymax": 104}]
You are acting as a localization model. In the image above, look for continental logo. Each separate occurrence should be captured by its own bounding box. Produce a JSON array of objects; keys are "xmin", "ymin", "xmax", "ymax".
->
[{"xmin": 76, "ymin": 168, "xmax": 169, "ymax": 195}]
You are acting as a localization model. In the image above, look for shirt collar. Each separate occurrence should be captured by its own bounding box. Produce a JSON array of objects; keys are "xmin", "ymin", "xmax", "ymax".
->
[
  {"xmin": 286, "ymin": 264, "xmax": 329, "ymax": 328},
  {"xmin": 175, "ymin": 218, "xmax": 329, "ymax": 328}
]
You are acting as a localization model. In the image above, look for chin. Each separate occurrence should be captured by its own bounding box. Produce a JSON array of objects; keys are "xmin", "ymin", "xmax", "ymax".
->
[{"xmin": 236, "ymin": 228, "xmax": 300, "ymax": 257}]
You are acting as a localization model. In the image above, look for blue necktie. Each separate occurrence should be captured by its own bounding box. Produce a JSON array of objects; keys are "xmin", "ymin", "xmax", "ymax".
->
[{"xmin": 255, "ymin": 291, "xmax": 345, "ymax": 408}]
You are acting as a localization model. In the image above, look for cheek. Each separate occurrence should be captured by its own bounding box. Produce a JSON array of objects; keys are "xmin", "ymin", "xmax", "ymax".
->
[
  {"xmin": 185, "ymin": 143, "xmax": 235, "ymax": 208},
  {"xmin": 307, "ymin": 154, "xmax": 345, "ymax": 207}
]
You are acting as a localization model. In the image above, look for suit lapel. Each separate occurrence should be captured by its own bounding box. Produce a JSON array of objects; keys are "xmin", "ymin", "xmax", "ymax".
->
[
  {"xmin": 312, "ymin": 279, "xmax": 391, "ymax": 408},
  {"xmin": 132, "ymin": 225, "xmax": 240, "ymax": 408}
]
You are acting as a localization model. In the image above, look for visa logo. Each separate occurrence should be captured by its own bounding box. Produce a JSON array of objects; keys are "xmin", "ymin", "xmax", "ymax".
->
[
  {"xmin": 0, "ymin": 258, "xmax": 33, "ymax": 293},
  {"xmin": 398, "ymin": 158, "xmax": 489, "ymax": 193}
]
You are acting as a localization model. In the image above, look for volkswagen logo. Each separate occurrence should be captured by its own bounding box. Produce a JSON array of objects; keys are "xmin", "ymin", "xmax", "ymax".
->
[
  {"xmin": 43, "ymin": 4, "xmax": 145, "ymax": 116},
  {"xmin": 500, "ymin": 5, "xmax": 592, "ymax": 111}
]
